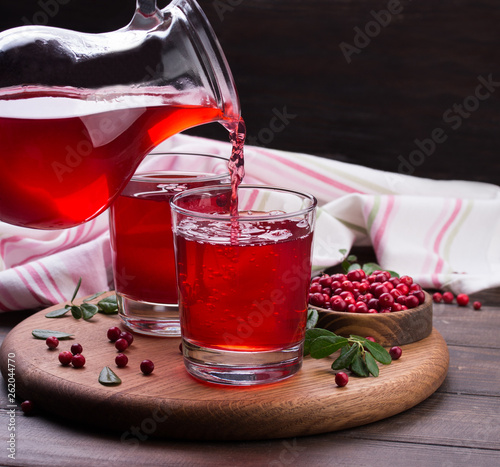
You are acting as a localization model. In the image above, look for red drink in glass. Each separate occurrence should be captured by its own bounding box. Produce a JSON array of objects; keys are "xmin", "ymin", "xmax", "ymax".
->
[
  {"xmin": 176, "ymin": 218, "xmax": 313, "ymax": 351},
  {"xmin": 109, "ymin": 153, "xmax": 229, "ymax": 336},
  {"xmin": 171, "ymin": 185, "xmax": 317, "ymax": 385}
]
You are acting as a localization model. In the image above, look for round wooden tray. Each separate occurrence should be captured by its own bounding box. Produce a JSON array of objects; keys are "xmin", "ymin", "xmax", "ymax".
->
[{"xmin": 0, "ymin": 294, "xmax": 449, "ymax": 441}]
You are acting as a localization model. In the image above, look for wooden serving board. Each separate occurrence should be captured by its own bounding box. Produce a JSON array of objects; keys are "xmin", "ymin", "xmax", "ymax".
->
[{"xmin": 0, "ymin": 293, "xmax": 449, "ymax": 441}]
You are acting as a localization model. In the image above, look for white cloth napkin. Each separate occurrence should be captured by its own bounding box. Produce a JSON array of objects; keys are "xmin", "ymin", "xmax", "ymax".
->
[{"xmin": 1, "ymin": 134, "xmax": 499, "ymax": 311}]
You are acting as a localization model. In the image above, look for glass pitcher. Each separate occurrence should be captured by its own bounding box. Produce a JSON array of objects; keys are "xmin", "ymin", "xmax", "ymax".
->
[{"xmin": 0, "ymin": 0, "xmax": 241, "ymax": 229}]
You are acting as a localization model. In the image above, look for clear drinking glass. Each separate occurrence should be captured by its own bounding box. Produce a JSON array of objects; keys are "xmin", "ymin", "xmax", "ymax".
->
[
  {"xmin": 171, "ymin": 185, "xmax": 317, "ymax": 385},
  {"xmin": 109, "ymin": 153, "xmax": 229, "ymax": 336}
]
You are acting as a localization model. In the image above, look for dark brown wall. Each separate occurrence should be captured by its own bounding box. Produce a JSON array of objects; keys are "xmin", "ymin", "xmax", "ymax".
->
[{"xmin": 2, "ymin": 1, "xmax": 499, "ymax": 184}]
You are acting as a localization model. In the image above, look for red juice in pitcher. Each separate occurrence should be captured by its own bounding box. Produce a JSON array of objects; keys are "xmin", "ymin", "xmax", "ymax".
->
[
  {"xmin": 0, "ymin": 88, "xmax": 225, "ymax": 229},
  {"xmin": 175, "ymin": 218, "xmax": 314, "ymax": 351}
]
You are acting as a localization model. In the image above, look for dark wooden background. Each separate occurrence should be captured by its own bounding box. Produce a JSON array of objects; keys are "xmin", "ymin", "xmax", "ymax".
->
[{"xmin": 1, "ymin": 0, "xmax": 499, "ymax": 185}]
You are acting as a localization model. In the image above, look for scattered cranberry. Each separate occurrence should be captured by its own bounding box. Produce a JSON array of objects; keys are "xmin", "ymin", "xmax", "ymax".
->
[
  {"xmin": 58, "ymin": 350, "xmax": 73, "ymax": 366},
  {"xmin": 456, "ymin": 293, "xmax": 469, "ymax": 307},
  {"xmin": 473, "ymin": 301, "xmax": 482, "ymax": 310},
  {"xmin": 115, "ymin": 338, "xmax": 129, "ymax": 352},
  {"xmin": 119, "ymin": 331, "xmax": 134, "ymax": 346},
  {"xmin": 365, "ymin": 336, "xmax": 376, "ymax": 342},
  {"xmin": 70, "ymin": 343, "xmax": 83, "ymax": 355},
  {"xmin": 389, "ymin": 346, "xmax": 402, "ymax": 360},
  {"xmin": 45, "ymin": 336, "xmax": 59, "ymax": 350},
  {"xmin": 115, "ymin": 353, "xmax": 128, "ymax": 368},
  {"xmin": 71, "ymin": 354, "xmax": 86, "ymax": 368},
  {"xmin": 432, "ymin": 292, "xmax": 443, "ymax": 303},
  {"xmin": 335, "ymin": 371, "xmax": 349, "ymax": 387},
  {"xmin": 442, "ymin": 291, "xmax": 454, "ymax": 304},
  {"xmin": 107, "ymin": 326, "xmax": 122, "ymax": 342},
  {"xmin": 21, "ymin": 400, "xmax": 34, "ymax": 414},
  {"xmin": 140, "ymin": 359, "xmax": 155, "ymax": 375}
]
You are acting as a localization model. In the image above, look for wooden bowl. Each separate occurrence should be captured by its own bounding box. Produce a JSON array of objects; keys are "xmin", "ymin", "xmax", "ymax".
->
[{"xmin": 312, "ymin": 291, "xmax": 433, "ymax": 347}]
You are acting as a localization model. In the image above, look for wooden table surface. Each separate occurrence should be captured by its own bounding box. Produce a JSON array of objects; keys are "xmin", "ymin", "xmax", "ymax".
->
[{"xmin": 1, "ymin": 275, "xmax": 500, "ymax": 466}]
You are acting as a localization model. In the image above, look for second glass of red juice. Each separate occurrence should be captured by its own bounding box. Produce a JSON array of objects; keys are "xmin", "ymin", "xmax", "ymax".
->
[{"xmin": 109, "ymin": 152, "xmax": 229, "ymax": 336}]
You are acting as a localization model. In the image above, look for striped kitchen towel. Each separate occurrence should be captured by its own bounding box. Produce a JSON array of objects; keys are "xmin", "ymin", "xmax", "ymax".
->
[{"xmin": 1, "ymin": 133, "xmax": 499, "ymax": 311}]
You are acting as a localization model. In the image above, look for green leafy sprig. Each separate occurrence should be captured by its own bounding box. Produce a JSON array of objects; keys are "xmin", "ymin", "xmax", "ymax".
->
[
  {"xmin": 45, "ymin": 278, "xmax": 118, "ymax": 320},
  {"xmin": 304, "ymin": 327, "xmax": 392, "ymax": 377}
]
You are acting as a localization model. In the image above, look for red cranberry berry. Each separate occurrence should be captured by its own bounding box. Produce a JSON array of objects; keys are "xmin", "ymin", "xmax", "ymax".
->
[
  {"xmin": 378, "ymin": 292, "xmax": 394, "ymax": 308},
  {"xmin": 432, "ymin": 292, "xmax": 443, "ymax": 303},
  {"xmin": 45, "ymin": 336, "xmax": 59, "ymax": 350},
  {"xmin": 365, "ymin": 336, "xmax": 376, "ymax": 342},
  {"xmin": 309, "ymin": 282, "xmax": 322, "ymax": 294},
  {"xmin": 330, "ymin": 296, "xmax": 347, "ymax": 311},
  {"xmin": 71, "ymin": 354, "xmax": 86, "ymax": 368},
  {"xmin": 400, "ymin": 275, "xmax": 413, "ymax": 287},
  {"xmin": 473, "ymin": 301, "xmax": 482, "ymax": 310},
  {"xmin": 119, "ymin": 331, "xmax": 134, "ymax": 346},
  {"xmin": 140, "ymin": 359, "xmax": 155, "ymax": 375},
  {"xmin": 405, "ymin": 295, "xmax": 420, "ymax": 309},
  {"xmin": 107, "ymin": 326, "xmax": 122, "ymax": 342},
  {"xmin": 411, "ymin": 290, "xmax": 426, "ymax": 305},
  {"xmin": 442, "ymin": 291, "xmax": 454, "ymax": 304},
  {"xmin": 389, "ymin": 346, "xmax": 402, "ymax": 360},
  {"xmin": 309, "ymin": 292, "xmax": 326, "ymax": 307},
  {"xmin": 70, "ymin": 343, "xmax": 83, "ymax": 355},
  {"xmin": 319, "ymin": 275, "xmax": 333, "ymax": 287},
  {"xmin": 21, "ymin": 400, "xmax": 34, "ymax": 414},
  {"xmin": 396, "ymin": 283, "xmax": 410, "ymax": 295},
  {"xmin": 115, "ymin": 338, "xmax": 129, "ymax": 352},
  {"xmin": 58, "ymin": 350, "xmax": 73, "ymax": 366},
  {"xmin": 456, "ymin": 293, "xmax": 469, "ymax": 306},
  {"xmin": 335, "ymin": 371, "xmax": 349, "ymax": 387},
  {"xmin": 347, "ymin": 303, "xmax": 356, "ymax": 313},
  {"xmin": 115, "ymin": 353, "xmax": 128, "ymax": 368},
  {"xmin": 355, "ymin": 301, "xmax": 369, "ymax": 313}
]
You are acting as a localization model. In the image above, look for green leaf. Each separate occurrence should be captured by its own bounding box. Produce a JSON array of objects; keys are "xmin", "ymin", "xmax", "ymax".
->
[
  {"xmin": 365, "ymin": 352, "xmax": 379, "ymax": 377},
  {"xmin": 331, "ymin": 343, "xmax": 358, "ymax": 371},
  {"xmin": 304, "ymin": 328, "xmax": 336, "ymax": 355},
  {"xmin": 98, "ymin": 295, "xmax": 118, "ymax": 314},
  {"xmin": 70, "ymin": 277, "xmax": 82, "ymax": 303},
  {"xmin": 45, "ymin": 307, "xmax": 70, "ymax": 318},
  {"xmin": 362, "ymin": 262, "xmax": 382, "ymax": 275},
  {"xmin": 339, "ymin": 248, "xmax": 347, "ymax": 256},
  {"xmin": 70, "ymin": 305, "xmax": 82, "ymax": 320},
  {"xmin": 98, "ymin": 366, "xmax": 122, "ymax": 386},
  {"xmin": 306, "ymin": 308, "xmax": 319, "ymax": 330},
  {"xmin": 347, "ymin": 254, "xmax": 357, "ymax": 262},
  {"xmin": 386, "ymin": 270, "xmax": 399, "ymax": 278},
  {"xmin": 363, "ymin": 340, "xmax": 392, "ymax": 365},
  {"xmin": 309, "ymin": 335, "xmax": 349, "ymax": 359},
  {"xmin": 32, "ymin": 329, "xmax": 74, "ymax": 340},
  {"xmin": 351, "ymin": 351, "xmax": 370, "ymax": 377},
  {"xmin": 83, "ymin": 291, "xmax": 106, "ymax": 302},
  {"xmin": 80, "ymin": 303, "xmax": 99, "ymax": 320}
]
